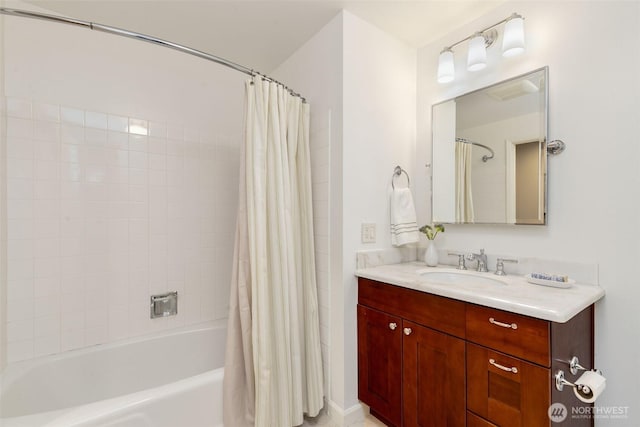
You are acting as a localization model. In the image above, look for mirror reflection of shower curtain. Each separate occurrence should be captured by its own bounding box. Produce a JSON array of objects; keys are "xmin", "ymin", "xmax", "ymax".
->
[{"xmin": 455, "ymin": 141, "xmax": 474, "ymax": 222}]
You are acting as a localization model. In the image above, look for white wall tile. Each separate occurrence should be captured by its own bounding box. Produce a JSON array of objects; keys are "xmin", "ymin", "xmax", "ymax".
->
[
  {"xmin": 7, "ymin": 178, "xmax": 34, "ymax": 200},
  {"xmin": 108, "ymin": 131, "xmax": 129, "ymax": 149},
  {"xmin": 7, "ymin": 239, "xmax": 34, "ymax": 260},
  {"xmin": 7, "ymin": 279, "xmax": 34, "ymax": 301},
  {"xmin": 34, "ymin": 277, "xmax": 60, "ymax": 298},
  {"xmin": 7, "ymin": 98, "xmax": 32, "ymax": 119},
  {"xmin": 34, "ymin": 314, "xmax": 60, "ymax": 338},
  {"xmin": 34, "ymin": 336, "xmax": 61, "ymax": 357},
  {"xmin": 7, "ymin": 157, "xmax": 34, "ymax": 179},
  {"xmin": 7, "ymin": 319, "xmax": 34, "ymax": 343},
  {"xmin": 149, "ymin": 122, "xmax": 167, "ymax": 139},
  {"xmin": 61, "ymin": 124, "xmax": 84, "ymax": 144},
  {"xmin": 33, "ymin": 103, "xmax": 60, "ymax": 123},
  {"xmin": 61, "ymin": 328, "xmax": 85, "ymax": 351},
  {"xmin": 7, "ymin": 137, "xmax": 34, "ymax": 159},
  {"xmin": 7, "ymin": 340, "xmax": 34, "ymax": 363},
  {"xmin": 7, "ymin": 118, "xmax": 33, "ymax": 139},
  {"xmin": 34, "ymin": 141, "xmax": 60, "ymax": 162},
  {"xmin": 108, "ymin": 115, "xmax": 128, "ymax": 133},
  {"xmin": 34, "ymin": 295, "xmax": 61, "ymax": 317},
  {"xmin": 61, "ymin": 107, "xmax": 84, "ymax": 126},
  {"xmin": 7, "ymin": 199, "xmax": 34, "ymax": 219},
  {"xmin": 5, "ymin": 100, "xmax": 239, "ymax": 362},
  {"xmin": 129, "ymin": 118, "xmax": 148, "ymax": 136},
  {"xmin": 7, "ymin": 298, "xmax": 34, "ymax": 322},
  {"xmin": 34, "ymin": 121, "xmax": 60, "ymax": 143},
  {"xmin": 85, "ymin": 111, "xmax": 108, "ymax": 130}
]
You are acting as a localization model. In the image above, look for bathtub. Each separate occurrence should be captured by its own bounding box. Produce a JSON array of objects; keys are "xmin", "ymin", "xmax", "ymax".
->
[{"xmin": 0, "ymin": 321, "xmax": 226, "ymax": 427}]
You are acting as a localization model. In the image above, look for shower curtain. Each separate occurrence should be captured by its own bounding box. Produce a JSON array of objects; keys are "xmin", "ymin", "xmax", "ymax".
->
[
  {"xmin": 455, "ymin": 140, "xmax": 475, "ymax": 222},
  {"xmin": 223, "ymin": 78, "xmax": 324, "ymax": 427}
]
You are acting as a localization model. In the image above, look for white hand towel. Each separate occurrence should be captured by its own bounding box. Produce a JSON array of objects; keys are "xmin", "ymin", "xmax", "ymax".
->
[{"xmin": 390, "ymin": 188, "xmax": 419, "ymax": 247}]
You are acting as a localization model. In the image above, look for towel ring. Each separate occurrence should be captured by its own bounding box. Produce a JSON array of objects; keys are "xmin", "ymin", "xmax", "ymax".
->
[{"xmin": 391, "ymin": 166, "xmax": 410, "ymax": 189}]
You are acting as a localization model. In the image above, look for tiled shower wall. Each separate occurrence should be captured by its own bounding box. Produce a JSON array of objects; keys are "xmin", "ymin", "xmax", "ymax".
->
[
  {"xmin": 4, "ymin": 98, "xmax": 238, "ymax": 362},
  {"xmin": 309, "ymin": 108, "xmax": 331, "ymax": 396}
]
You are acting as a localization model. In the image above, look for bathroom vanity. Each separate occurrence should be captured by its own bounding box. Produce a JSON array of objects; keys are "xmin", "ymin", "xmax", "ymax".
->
[{"xmin": 356, "ymin": 263, "xmax": 604, "ymax": 427}]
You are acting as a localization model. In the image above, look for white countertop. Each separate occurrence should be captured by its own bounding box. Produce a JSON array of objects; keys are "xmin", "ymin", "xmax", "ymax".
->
[{"xmin": 355, "ymin": 262, "xmax": 605, "ymax": 323}]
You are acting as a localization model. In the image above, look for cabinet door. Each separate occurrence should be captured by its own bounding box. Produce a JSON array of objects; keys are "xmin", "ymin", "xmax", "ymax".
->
[
  {"xmin": 467, "ymin": 342, "xmax": 550, "ymax": 427},
  {"xmin": 358, "ymin": 304, "xmax": 402, "ymax": 427},
  {"xmin": 402, "ymin": 321, "xmax": 466, "ymax": 427}
]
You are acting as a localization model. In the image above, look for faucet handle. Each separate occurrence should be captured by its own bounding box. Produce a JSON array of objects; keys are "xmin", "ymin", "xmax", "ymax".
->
[
  {"xmin": 495, "ymin": 257, "xmax": 518, "ymax": 276},
  {"xmin": 448, "ymin": 252, "xmax": 467, "ymax": 270}
]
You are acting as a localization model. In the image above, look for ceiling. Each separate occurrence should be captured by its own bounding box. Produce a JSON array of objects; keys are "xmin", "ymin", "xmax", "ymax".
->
[{"xmin": 26, "ymin": 0, "xmax": 507, "ymax": 73}]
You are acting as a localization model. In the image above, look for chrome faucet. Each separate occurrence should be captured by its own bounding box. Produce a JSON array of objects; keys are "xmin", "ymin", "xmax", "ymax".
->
[
  {"xmin": 448, "ymin": 252, "xmax": 467, "ymax": 270},
  {"xmin": 466, "ymin": 249, "xmax": 489, "ymax": 272}
]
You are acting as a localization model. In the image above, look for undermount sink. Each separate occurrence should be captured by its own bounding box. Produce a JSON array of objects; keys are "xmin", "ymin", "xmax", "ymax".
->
[{"xmin": 419, "ymin": 270, "xmax": 507, "ymax": 286}]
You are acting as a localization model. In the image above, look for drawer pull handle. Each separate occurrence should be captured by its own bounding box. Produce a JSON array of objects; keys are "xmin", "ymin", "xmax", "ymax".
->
[
  {"xmin": 489, "ymin": 317, "xmax": 518, "ymax": 330},
  {"xmin": 489, "ymin": 358, "xmax": 518, "ymax": 374},
  {"xmin": 404, "ymin": 327, "xmax": 412, "ymax": 336},
  {"xmin": 389, "ymin": 322, "xmax": 397, "ymax": 331}
]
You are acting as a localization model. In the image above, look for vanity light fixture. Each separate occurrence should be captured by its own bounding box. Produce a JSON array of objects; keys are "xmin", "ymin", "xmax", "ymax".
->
[
  {"xmin": 437, "ymin": 12, "xmax": 525, "ymax": 83},
  {"xmin": 467, "ymin": 32, "xmax": 489, "ymax": 71}
]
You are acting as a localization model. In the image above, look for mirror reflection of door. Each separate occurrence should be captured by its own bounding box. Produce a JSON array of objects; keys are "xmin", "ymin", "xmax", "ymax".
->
[{"xmin": 506, "ymin": 139, "xmax": 545, "ymax": 224}]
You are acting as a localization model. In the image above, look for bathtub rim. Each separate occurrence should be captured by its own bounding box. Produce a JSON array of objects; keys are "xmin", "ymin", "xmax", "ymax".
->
[
  {"xmin": 0, "ymin": 318, "xmax": 227, "ymax": 392},
  {"xmin": 1, "ymin": 318, "xmax": 227, "ymax": 423},
  {"xmin": 1, "ymin": 365, "xmax": 224, "ymax": 427}
]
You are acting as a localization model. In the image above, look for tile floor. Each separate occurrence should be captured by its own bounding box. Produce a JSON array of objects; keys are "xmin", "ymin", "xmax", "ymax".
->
[{"xmin": 302, "ymin": 411, "xmax": 387, "ymax": 427}]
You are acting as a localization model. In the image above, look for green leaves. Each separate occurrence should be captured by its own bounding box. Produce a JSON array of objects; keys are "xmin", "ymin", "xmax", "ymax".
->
[{"xmin": 419, "ymin": 223, "xmax": 445, "ymax": 240}]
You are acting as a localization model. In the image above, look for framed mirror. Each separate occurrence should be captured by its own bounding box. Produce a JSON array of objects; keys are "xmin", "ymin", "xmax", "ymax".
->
[{"xmin": 431, "ymin": 67, "xmax": 548, "ymax": 225}]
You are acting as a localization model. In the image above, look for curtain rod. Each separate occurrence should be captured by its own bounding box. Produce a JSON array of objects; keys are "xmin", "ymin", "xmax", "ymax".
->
[
  {"xmin": 455, "ymin": 137, "xmax": 495, "ymax": 162},
  {"xmin": 0, "ymin": 7, "xmax": 306, "ymax": 101}
]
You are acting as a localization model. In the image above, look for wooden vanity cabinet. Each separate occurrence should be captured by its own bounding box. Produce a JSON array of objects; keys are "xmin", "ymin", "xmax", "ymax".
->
[
  {"xmin": 358, "ymin": 278, "xmax": 466, "ymax": 427},
  {"xmin": 357, "ymin": 277, "xmax": 595, "ymax": 427}
]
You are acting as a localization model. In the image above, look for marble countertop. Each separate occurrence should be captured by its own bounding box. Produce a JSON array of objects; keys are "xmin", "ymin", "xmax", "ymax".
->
[{"xmin": 355, "ymin": 262, "xmax": 605, "ymax": 323}]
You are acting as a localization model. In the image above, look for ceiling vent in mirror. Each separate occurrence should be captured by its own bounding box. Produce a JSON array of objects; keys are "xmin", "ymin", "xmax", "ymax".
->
[{"xmin": 486, "ymin": 79, "xmax": 539, "ymax": 101}]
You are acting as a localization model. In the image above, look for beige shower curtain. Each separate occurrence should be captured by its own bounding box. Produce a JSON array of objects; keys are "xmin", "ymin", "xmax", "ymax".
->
[
  {"xmin": 223, "ymin": 78, "xmax": 324, "ymax": 427},
  {"xmin": 455, "ymin": 140, "xmax": 474, "ymax": 223}
]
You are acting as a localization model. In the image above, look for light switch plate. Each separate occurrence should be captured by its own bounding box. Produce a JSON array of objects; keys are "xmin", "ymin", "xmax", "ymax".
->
[{"xmin": 361, "ymin": 223, "xmax": 376, "ymax": 243}]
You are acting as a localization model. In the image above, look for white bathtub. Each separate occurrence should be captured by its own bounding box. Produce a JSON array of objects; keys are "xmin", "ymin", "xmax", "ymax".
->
[{"xmin": 0, "ymin": 321, "xmax": 226, "ymax": 427}]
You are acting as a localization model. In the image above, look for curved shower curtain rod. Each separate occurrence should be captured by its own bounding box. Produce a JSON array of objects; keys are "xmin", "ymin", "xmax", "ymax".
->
[
  {"xmin": 455, "ymin": 137, "xmax": 495, "ymax": 162},
  {"xmin": 0, "ymin": 7, "xmax": 306, "ymax": 101}
]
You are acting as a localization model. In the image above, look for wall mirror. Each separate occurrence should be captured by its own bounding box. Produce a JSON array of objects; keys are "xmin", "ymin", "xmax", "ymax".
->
[{"xmin": 431, "ymin": 67, "xmax": 548, "ymax": 225}]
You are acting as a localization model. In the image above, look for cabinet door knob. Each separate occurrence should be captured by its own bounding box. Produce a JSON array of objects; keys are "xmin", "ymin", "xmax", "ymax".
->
[
  {"xmin": 489, "ymin": 358, "xmax": 518, "ymax": 374},
  {"xmin": 403, "ymin": 327, "xmax": 412, "ymax": 336},
  {"xmin": 489, "ymin": 317, "xmax": 518, "ymax": 330},
  {"xmin": 389, "ymin": 322, "xmax": 397, "ymax": 330}
]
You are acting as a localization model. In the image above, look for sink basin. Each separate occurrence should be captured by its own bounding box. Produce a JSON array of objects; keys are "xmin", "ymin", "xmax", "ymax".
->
[{"xmin": 419, "ymin": 270, "xmax": 507, "ymax": 286}]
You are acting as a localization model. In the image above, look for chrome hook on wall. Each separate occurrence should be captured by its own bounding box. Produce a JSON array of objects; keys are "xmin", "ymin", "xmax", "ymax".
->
[{"xmin": 547, "ymin": 139, "xmax": 566, "ymax": 155}]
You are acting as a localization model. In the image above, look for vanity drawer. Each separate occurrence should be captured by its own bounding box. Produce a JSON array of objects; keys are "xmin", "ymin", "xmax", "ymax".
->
[
  {"xmin": 466, "ymin": 304, "xmax": 550, "ymax": 366},
  {"xmin": 358, "ymin": 278, "xmax": 466, "ymax": 339},
  {"xmin": 467, "ymin": 343, "xmax": 550, "ymax": 427}
]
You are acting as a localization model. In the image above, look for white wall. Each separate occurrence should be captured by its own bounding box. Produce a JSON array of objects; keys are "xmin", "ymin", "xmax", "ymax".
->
[
  {"xmin": 417, "ymin": 2, "xmax": 640, "ymax": 425},
  {"xmin": 342, "ymin": 10, "xmax": 416, "ymax": 416},
  {"xmin": 0, "ymin": 3, "xmax": 8, "ymax": 371},
  {"xmin": 270, "ymin": 12, "xmax": 343, "ymax": 411},
  {"xmin": 272, "ymin": 10, "xmax": 417, "ymax": 424},
  {"xmin": 2, "ymin": 1, "xmax": 244, "ymax": 362}
]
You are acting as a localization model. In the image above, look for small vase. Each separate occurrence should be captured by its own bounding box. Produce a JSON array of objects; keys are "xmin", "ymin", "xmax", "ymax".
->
[{"xmin": 424, "ymin": 240, "xmax": 438, "ymax": 267}]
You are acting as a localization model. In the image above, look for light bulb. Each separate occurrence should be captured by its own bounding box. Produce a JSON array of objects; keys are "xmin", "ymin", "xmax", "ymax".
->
[
  {"xmin": 437, "ymin": 48, "xmax": 455, "ymax": 83},
  {"xmin": 502, "ymin": 13, "xmax": 525, "ymax": 57},
  {"xmin": 467, "ymin": 33, "xmax": 487, "ymax": 72}
]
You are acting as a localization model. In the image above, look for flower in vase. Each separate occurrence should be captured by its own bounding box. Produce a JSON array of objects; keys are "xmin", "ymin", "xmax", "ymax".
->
[{"xmin": 419, "ymin": 224, "xmax": 445, "ymax": 240}]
